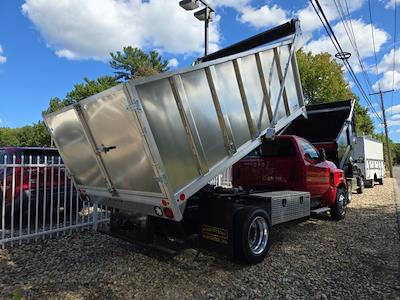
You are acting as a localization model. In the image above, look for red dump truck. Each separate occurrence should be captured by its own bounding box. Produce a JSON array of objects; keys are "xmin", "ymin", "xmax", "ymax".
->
[
  {"xmin": 43, "ymin": 20, "xmax": 349, "ymax": 264},
  {"xmin": 233, "ymin": 135, "xmax": 348, "ymax": 220}
]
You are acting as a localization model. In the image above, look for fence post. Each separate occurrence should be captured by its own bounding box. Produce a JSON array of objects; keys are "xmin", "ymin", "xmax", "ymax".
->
[{"xmin": 92, "ymin": 203, "xmax": 98, "ymax": 231}]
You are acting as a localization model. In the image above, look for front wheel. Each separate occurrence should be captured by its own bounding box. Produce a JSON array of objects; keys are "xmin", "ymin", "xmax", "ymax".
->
[
  {"xmin": 377, "ymin": 178, "xmax": 383, "ymax": 185},
  {"xmin": 234, "ymin": 207, "xmax": 271, "ymax": 264},
  {"xmin": 331, "ymin": 187, "xmax": 347, "ymax": 221}
]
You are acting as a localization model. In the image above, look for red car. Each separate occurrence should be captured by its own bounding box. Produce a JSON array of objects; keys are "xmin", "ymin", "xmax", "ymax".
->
[
  {"xmin": 232, "ymin": 135, "xmax": 348, "ymax": 220},
  {"xmin": 0, "ymin": 147, "xmax": 79, "ymax": 227}
]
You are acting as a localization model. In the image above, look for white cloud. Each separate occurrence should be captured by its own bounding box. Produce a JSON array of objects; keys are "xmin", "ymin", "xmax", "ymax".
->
[
  {"xmin": 168, "ymin": 58, "xmax": 179, "ymax": 68},
  {"xmin": 377, "ymin": 48, "xmax": 400, "ymax": 74},
  {"xmin": 304, "ymin": 19, "xmax": 389, "ymax": 74},
  {"xmin": 385, "ymin": 0, "xmax": 397, "ymax": 8},
  {"xmin": 387, "ymin": 119, "xmax": 400, "ymax": 126},
  {"xmin": 238, "ymin": 4, "xmax": 288, "ymax": 29},
  {"xmin": 209, "ymin": 0, "xmax": 250, "ymax": 9},
  {"xmin": 0, "ymin": 45, "xmax": 6, "ymax": 64},
  {"xmin": 372, "ymin": 70, "xmax": 400, "ymax": 91},
  {"xmin": 304, "ymin": 19, "xmax": 388, "ymax": 58},
  {"xmin": 296, "ymin": 0, "xmax": 365, "ymax": 36},
  {"xmin": 391, "ymin": 114, "xmax": 400, "ymax": 120},
  {"xmin": 22, "ymin": 0, "xmax": 221, "ymax": 60},
  {"xmin": 383, "ymin": 103, "xmax": 400, "ymax": 116}
]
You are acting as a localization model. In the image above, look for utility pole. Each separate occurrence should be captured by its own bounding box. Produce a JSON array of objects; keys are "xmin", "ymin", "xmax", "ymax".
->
[{"xmin": 370, "ymin": 89, "xmax": 396, "ymax": 177}]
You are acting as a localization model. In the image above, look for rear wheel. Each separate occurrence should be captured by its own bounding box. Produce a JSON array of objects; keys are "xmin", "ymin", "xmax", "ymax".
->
[
  {"xmin": 365, "ymin": 179, "xmax": 374, "ymax": 188},
  {"xmin": 234, "ymin": 207, "xmax": 271, "ymax": 264},
  {"xmin": 331, "ymin": 188, "xmax": 347, "ymax": 221},
  {"xmin": 377, "ymin": 177, "xmax": 383, "ymax": 185}
]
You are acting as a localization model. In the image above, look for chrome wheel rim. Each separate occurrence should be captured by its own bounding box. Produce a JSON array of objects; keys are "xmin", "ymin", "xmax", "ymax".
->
[
  {"xmin": 347, "ymin": 185, "xmax": 352, "ymax": 201},
  {"xmin": 338, "ymin": 194, "xmax": 346, "ymax": 216},
  {"xmin": 247, "ymin": 216, "xmax": 268, "ymax": 255}
]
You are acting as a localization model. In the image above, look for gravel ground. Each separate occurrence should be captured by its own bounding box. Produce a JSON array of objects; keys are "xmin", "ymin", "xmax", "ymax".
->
[{"xmin": 0, "ymin": 179, "xmax": 399, "ymax": 299}]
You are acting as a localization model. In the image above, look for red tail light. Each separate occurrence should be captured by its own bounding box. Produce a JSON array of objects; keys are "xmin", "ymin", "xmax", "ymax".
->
[{"xmin": 163, "ymin": 207, "xmax": 174, "ymax": 219}]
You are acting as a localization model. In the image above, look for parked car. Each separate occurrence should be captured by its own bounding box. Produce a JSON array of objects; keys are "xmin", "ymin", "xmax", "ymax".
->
[
  {"xmin": 0, "ymin": 147, "xmax": 80, "ymax": 227},
  {"xmin": 232, "ymin": 135, "xmax": 348, "ymax": 220}
]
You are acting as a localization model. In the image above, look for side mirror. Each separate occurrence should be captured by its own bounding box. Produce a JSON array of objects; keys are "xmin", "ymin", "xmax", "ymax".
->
[{"xmin": 319, "ymin": 148, "xmax": 327, "ymax": 161}]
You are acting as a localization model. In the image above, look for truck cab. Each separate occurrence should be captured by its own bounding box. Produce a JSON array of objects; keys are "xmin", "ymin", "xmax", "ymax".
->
[{"xmin": 232, "ymin": 135, "xmax": 348, "ymax": 220}]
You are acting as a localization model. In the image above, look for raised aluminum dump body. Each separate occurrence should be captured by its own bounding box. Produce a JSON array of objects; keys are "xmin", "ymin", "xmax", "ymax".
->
[{"xmin": 44, "ymin": 21, "xmax": 305, "ymax": 221}]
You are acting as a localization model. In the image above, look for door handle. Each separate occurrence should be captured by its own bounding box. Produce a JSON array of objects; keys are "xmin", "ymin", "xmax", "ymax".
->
[{"xmin": 96, "ymin": 144, "xmax": 117, "ymax": 154}]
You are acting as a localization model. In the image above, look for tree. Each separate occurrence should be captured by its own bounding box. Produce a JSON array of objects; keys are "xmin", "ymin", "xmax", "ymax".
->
[
  {"xmin": 0, "ymin": 128, "xmax": 20, "ymax": 146},
  {"xmin": 17, "ymin": 122, "xmax": 51, "ymax": 147},
  {"xmin": 373, "ymin": 133, "xmax": 399, "ymax": 167},
  {"xmin": 65, "ymin": 76, "xmax": 120, "ymax": 102},
  {"xmin": 110, "ymin": 47, "xmax": 169, "ymax": 81},
  {"xmin": 297, "ymin": 49, "xmax": 374, "ymax": 135},
  {"xmin": 297, "ymin": 50, "xmax": 355, "ymax": 104},
  {"xmin": 0, "ymin": 122, "xmax": 51, "ymax": 147},
  {"xmin": 354, "ymin": 101, "xmax": 374, "ymax": 135},
  {"xmin": 43, "ymin": 97, "xmax": 73, "ymax": 115}
]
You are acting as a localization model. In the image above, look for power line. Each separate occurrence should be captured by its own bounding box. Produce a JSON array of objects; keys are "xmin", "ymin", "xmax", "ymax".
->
[
  {"xmin": 391, "ymin": 0, "xmax": 398, "ymax": 117},
  {"xmin": 367, "ymin": 0, "xmax": 381, "ymax": 91},
  {"xmin": 334, "ymin": 0, "xmax": 376, "ymax": 94},
  {"xmin": 337, "ymin": 0, "xmax": 383, "ymax": 111},
  {"xmin": 309, "ymin": 0, "xmax": 383, "ymax": 123}
]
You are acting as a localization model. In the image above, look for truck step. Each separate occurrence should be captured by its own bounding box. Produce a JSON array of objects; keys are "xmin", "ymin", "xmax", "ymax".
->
[{"xmin": 310, "ymin": 207, "xmax": 330, "ymax": 214}]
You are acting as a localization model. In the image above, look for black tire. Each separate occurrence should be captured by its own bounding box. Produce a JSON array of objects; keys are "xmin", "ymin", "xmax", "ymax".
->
[
  {"xmin": 364, "ymin": 179, "xmax": 374, "ymax": 188},
  {"xmin": 378, "ymin": 178, "xmax": 383, "ymax": 185},
  {"xmin": 330, "ymin": 187, "xmax": 347, "ymax": 221},
  {"xmin": 234, "ymin": 207, "xmax": 271, "ymax": 264},
  {"xmin": 356, "ymin": 177, "xmax": 364, "ymax": 194}
]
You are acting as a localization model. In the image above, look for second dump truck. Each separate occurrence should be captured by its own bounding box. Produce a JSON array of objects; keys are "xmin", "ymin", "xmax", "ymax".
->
[
  {"xmin": 284, "ymin": 99, "xmax": 364, "ymax": 197},
  {"xmin": 44, "ymin": 20, "xmax": 348, "ymax": 264}
]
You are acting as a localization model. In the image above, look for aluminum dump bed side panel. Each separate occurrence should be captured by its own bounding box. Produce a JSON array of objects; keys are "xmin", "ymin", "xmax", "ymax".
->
[{"xmin": 44, "ymin": 34, "xmax": 305, "ymax": 221}]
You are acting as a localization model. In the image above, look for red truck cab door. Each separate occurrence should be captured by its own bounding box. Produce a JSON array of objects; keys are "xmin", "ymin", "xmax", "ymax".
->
[{"xmin": 297, "ymin": 138, "xmax": 330, "ymax": 198}]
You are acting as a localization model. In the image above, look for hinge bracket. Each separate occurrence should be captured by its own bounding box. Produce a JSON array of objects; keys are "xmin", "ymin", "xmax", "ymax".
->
[{"xmin": 127, "ymin": 99, "xmax": 143, "ymax": 112}]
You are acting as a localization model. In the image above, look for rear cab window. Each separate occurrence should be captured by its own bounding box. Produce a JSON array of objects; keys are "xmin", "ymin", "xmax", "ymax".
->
[
  {"xmin": 260, "ymin": 139, "xmax": 296, "ymax": 157},
  {"xmin": 245, "ymin": 139, "xmax": 297, "ymax": 158}
]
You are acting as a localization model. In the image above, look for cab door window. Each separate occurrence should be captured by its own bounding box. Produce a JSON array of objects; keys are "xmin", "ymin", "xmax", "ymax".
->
[{"xmin": 299, "ymin": 140, "xmax": 319, "ymax": 161}]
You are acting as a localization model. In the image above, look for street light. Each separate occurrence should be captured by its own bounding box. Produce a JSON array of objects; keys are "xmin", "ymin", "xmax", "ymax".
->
[{"xmin": 179, "ymin": 0, "xmax": 214, "ymax": 56}]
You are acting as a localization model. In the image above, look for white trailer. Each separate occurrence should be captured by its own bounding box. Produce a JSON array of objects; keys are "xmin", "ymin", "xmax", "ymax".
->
[{"xmin": 353, "ymin": 136, "xmax": 384, "ymax": 187}]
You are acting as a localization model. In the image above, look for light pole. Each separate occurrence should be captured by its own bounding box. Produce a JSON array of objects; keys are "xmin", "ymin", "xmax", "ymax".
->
[{"xmin": 179, "ymin": 0, "xmax": 214, "ymax": 56}]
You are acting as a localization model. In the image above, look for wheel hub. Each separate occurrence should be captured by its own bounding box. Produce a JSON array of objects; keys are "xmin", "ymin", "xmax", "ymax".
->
[{"xmin": 248, "ymin": 216, "xmax": 269, "ymax": 255}]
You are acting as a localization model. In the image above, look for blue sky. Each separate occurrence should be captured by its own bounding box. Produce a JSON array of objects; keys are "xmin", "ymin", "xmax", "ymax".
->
[{"xmin": 0, "ymin": 0, "xmax": 399, "ymax": 139}]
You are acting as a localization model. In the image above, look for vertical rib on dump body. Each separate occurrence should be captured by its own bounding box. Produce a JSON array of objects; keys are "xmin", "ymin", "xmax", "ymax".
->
[{"xmin": 44, "ymin": 20, "xmax": 306, "ymax": 221}]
